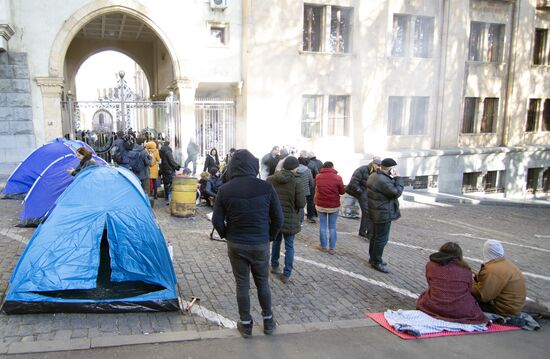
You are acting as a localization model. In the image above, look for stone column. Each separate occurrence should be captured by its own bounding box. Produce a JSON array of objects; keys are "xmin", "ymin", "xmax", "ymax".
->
[
  {"xmin": 35, "ymin": 77, "xmax": 64, "ymax": 141},
  {"xmin": 173, "ymin": 79, "xmax": 197, "ymax": 163},
  {"xmin": 0, "ymin": 0, "xmax": 14, "ymax": 52},
  {"xmin": 233, "ymin": 81, "xmax": 245, "ymax": 148}
]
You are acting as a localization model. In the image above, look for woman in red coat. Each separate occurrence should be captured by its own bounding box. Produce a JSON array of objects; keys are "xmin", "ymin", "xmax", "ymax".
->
[
  {"xmin": 314, "ymin": 161, "xmax": 345, "ymax": 254},
  {"xmin": 416, "ymin": 242, "xmax": 488, "ymax": 324}
]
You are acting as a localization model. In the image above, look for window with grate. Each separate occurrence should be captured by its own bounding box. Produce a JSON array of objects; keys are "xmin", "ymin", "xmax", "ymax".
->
[
  {"xmin": 543, "ymin": 169, "xmax": 550, "ymax": 193},
  {"xmin": 462, "ymin": 172, "xmax": 482, "ymax": 193},
  {"xmin": 483, "ymin": 170, "xmax": 505, "ymax": 193},
  {"xmin": 526, "ymin": 168, "xmax": 543, "ymax": 193}
]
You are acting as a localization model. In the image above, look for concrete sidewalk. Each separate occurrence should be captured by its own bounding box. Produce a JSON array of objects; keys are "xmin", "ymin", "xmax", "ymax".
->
[{"xmin": 5, "ymin": 320, "xmax": 549, "ymax": 359}]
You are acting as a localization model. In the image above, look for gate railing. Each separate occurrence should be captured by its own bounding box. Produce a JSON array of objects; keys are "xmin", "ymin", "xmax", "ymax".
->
[{"xmin": 195, "ymin": 98, "xmax": 236, "ymax": 163}]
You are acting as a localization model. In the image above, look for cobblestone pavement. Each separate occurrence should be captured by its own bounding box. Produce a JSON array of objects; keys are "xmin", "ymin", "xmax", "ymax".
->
[{"xmin": 0, "ymin": 196, "xmax": 548, "ymax": 345}]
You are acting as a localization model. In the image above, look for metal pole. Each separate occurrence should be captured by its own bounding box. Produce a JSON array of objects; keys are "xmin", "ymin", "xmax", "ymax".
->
[
  {"xmin": 119, "ymin": 70, "xmax": 126, "ymax": 132},
  {"xmin": 67, "ymin": 91, "xmax": 74, "ymax": 139}
]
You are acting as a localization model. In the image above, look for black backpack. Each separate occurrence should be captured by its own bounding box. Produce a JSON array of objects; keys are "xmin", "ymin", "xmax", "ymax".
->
[{"xmin": 128, "ymin": 149, "xmax": 143, "ymax": 174}]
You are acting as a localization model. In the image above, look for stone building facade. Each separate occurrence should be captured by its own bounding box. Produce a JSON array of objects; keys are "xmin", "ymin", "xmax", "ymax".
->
[{"xmin": 0, "ymin": 0, "xmax": 549, "ymax": 198}]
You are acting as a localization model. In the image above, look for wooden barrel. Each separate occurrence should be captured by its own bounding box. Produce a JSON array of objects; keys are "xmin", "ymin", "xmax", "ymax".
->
[{"xmin": 171, "ymin": 176, "xmax": 197, "ymax": 217}]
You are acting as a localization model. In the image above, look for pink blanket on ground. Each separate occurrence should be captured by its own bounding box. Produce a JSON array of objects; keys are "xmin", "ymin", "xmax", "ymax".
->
[{"xmin": 365, "ymin": 312, "xmax": 520, "ymax": 340}]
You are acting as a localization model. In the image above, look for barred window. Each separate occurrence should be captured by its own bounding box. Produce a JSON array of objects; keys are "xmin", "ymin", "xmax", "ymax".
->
[{"xmin": 301, "ymin": 95, "xmax": 323, "ymax": 138}]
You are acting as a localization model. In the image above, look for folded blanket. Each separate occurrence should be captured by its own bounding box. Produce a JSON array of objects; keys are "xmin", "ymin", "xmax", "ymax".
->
[{"xmin": 384, "ymin": 310, "xmax": 488, "ymax": 337}]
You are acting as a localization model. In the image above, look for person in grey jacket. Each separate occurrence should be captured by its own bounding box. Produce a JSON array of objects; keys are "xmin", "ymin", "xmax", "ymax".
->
[
  {"xmin": 366, "ymin": 158, "xmax": 403, "ymax": 273},
  {"xmin": 184, "ymin": 138, "xmax": 199, "ymax": 176},
  {"xmin": 296, "ymin": 157, "xmax": 314, "ymax": 224}
]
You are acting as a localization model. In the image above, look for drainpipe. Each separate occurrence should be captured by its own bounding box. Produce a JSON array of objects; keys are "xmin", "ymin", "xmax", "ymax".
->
[{"xmin": 501, "ymin": 0, "xmax": 521, "ymax": 147}]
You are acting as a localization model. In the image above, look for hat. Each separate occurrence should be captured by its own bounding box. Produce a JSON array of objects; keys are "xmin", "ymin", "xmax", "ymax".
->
[
  {"xmin": 483, "ymin": 240, "xmax": 504, "ymax": 262},
  {"xmin": 283, "ymin": 156, "xmax": 299, "ymax": 171},
  {"xmin": 381, "ymin": 158, "xmax": 397, "ymax": 167},
  {"xmin": 372, "ymin": 156, "xmax": 382, "ymax": 165}
]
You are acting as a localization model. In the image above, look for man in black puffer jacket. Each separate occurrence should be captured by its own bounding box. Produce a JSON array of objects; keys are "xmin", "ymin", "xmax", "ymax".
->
[
  {"xmin": 366, "ymin": 158, "xmax": 404, "ymax": 274},
  {"xmin": 347, "ymin": 157, "xmax": 381, "ymax": 240},
  {"xmin": 212, "ymin": 149, "xmax": 283, "ymax": 338}
]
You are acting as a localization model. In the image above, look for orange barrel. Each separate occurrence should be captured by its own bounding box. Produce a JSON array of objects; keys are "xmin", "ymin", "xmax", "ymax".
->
[{"xmin": 170, "ymin": 176, "xmax": 197, "ymax": 217}]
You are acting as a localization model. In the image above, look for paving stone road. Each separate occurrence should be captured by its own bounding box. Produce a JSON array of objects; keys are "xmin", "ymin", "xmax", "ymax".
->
[{"xmin": 0, "ymin": 195, "xmax": 548, "ymax": 345}]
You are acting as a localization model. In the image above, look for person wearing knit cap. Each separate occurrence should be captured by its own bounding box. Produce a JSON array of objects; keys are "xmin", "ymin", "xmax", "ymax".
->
[
  {"xmin": 267, "ymin": 156, "xmax": 306, "ymax": 283},
  {"xmin": 472, "ymin": 240, "xmax": 527, "ymax": 317},
  {"xmin": 365, "ymin": 158, "xmax": 403, "ymax": 273}
]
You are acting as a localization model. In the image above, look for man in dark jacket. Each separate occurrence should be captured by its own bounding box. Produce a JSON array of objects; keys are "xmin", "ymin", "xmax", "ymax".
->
[
  {"xmin": 129, "ymin": 137, "xmax": 152, "ymax": 195},
  {"xmin": 347, "ymin": 157, "xmax": 381, "ymax": 240},
  {"xmin": 366, "ymin": 158, "xmax": 404, "ymax": 273},
  {"xmin": 159, "ymin": 141, "xmax": 180, "ymax": 205},
  {"xmin": 212, "ymin": 149, "xmax": 283, "ymax": 338},
  {"xmin": 267, "ymin": 157, "xmax": 306, "ymax": 283},
  {"xmin": 260, "ymin": 146, "xmax": 280, "ymax": 179}
]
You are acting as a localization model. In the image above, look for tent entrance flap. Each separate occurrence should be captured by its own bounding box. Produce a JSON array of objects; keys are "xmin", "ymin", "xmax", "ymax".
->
[{"xmin": 31, "ymin": 228, "xmax": 165, "ymax": 300}]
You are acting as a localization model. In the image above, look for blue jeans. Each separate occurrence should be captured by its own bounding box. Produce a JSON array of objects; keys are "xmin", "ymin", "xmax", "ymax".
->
[
  {"xmin": 271, "ymin": 232, "xmax": 295, "ymax": 278},
  {"xmin": 319, "ymin": 211, "xmax": 338, "ymax": 249},
  {"xmin": 369, "ymin": 221, "xmax": 392, "ymax": 265},
  {"xmin": 227, "ymin": 242, "xmax": 272, "ymax": 322}
]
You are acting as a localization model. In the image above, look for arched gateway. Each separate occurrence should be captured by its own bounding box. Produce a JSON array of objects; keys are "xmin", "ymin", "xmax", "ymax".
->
[{"xmin": 35, "ymin": 0, "xmax": 236, "ymax": 165}]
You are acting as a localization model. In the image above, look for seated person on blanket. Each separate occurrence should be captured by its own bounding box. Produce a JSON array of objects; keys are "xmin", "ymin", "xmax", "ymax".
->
[
  {"xmin": 471, "ymin": 240, "xmax": 526, "ymax": 317},
  {"xmin": 416, "ymin": 242, "xmax": 488, "ymax": 324},
  {"xmin": 198, "ymin": 172, "xmax": 210, "ymax": 203},
  {"xmin": 205, "ymin": 166, "xmax": 223, "ymax": 205}
]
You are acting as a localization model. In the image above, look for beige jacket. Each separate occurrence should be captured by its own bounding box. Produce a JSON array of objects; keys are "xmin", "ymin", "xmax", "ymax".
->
[{"xmin": 471, "ymin": 257, "xmax": 526, "ymax": 316}]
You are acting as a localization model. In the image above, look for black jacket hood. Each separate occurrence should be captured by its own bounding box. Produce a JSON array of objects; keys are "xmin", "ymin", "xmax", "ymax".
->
[
  {"xmin": 429, "ymin": 251, "xmax": 456, "ymax": 265},
  {"xmin": 229, "ymin": 149, "xmax": 259, "ymax": 178}
]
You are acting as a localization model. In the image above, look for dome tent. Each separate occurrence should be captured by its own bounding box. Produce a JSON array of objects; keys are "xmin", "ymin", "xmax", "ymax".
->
[
  {"xmin": 1, "ymin": 138, "xmax": 94, "ymax": 199},
  {"xmin": 2, "ymin": 166, "xmax": 179, "ymax": 314},
  {"xmin": 18, "ymin": 152, "xmax": 107, "ymax": 227}
]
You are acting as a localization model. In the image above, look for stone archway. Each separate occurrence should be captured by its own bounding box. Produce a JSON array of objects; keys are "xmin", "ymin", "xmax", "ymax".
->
[{"xmin": 39, "ymin": 0, "xmax": 184, "ymax": 141}]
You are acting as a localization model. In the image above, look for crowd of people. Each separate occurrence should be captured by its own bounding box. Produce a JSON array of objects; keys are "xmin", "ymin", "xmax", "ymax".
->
[
  {"xmin": 73, "ymin": 135, "xmax": 531, "ymax": 339},
  {"xmin": 208, "ymin": 145, "xmax": 531, "ymax": 338}
]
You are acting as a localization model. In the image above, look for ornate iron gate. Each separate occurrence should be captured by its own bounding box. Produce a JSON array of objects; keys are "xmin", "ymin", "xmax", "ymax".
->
[
  {"xmin": 61, "ymin": 72, "xmax": 180, "ymax": 159},
  {"xmin": 195, "ymin": 98, "xmax": 236, "ymax": 162}
]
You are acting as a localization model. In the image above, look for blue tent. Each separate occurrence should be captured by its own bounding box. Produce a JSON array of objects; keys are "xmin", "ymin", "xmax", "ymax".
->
[
  {"xmin": 1, "ymin": 138, "xmax": 94, "ymax": 198},
  {"xmin": 2, "ymin": 166, "xmax": 179, "ymax": 313},
  {"xmin": 18, "ymin": 152, "xmax": 107, "ymax": 226}
]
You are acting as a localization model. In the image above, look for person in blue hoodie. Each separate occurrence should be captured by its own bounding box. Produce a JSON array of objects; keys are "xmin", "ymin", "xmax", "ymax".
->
[{"xmin": 212, "ymin": 149, "xmax": 283, "ymax": 339}]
